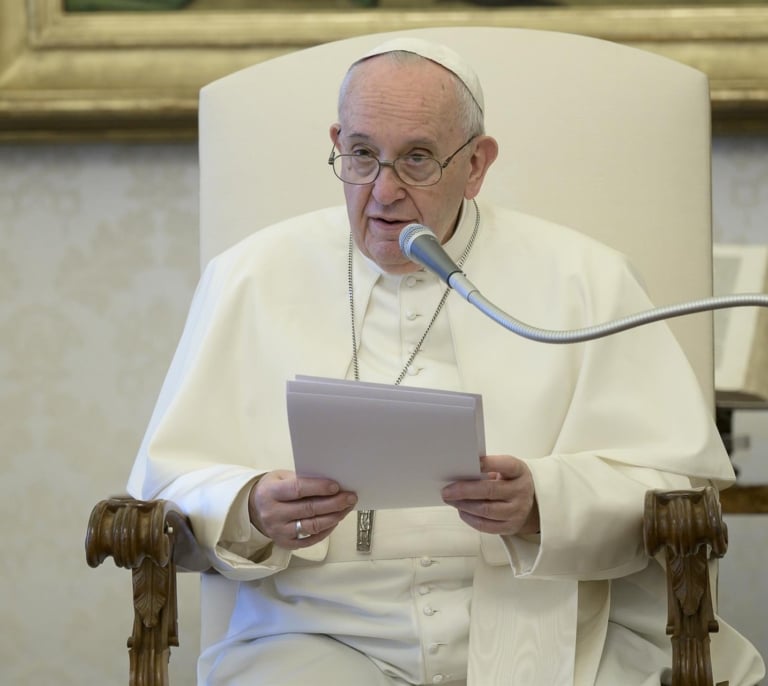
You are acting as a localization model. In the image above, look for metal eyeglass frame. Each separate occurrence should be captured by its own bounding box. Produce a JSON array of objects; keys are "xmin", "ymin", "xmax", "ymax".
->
[{"xmin": 328, "ymin": 135, "xmax": 477, "ymax": 187}]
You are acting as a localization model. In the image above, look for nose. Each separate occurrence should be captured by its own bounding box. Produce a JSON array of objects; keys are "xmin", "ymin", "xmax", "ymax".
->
[{"xmin": 371, "ymin": 163, "xmax": 407, "ymax": 205}]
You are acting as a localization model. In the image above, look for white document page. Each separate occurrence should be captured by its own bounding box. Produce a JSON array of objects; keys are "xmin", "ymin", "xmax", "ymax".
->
[{"xmin": 287, "ymin": 375, "xmax": 486, "ymax": 510}]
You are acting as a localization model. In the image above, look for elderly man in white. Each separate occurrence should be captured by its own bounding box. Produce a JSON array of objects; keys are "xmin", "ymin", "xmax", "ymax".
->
[{"xmin": 128, "ymin": 37, "xmax": 765, "ymax": 686}]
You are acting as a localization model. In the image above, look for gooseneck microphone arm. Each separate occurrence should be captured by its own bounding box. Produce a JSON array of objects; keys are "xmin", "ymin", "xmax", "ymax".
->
[{"xmin": 399, "ymin": 223, "xmax": 768, "ymax": 345}]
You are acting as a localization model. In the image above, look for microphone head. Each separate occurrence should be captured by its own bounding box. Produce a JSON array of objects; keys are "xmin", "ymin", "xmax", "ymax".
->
[{"xmin": 399, "ymin": 223, "xmax": 436, "ymax": 259}]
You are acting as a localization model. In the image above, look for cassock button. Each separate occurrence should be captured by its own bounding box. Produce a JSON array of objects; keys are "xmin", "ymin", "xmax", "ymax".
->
[
  {"xmin": 418, "ymin": 584, "xmax": 431, "ymax": 595},
  {"xmin": 428, "ymin": 643, "xmax": 441, "ymax": 654},
  {"xmin": 406, "ymin": 310, "xmax": 418, "ymax": 321},
  {"xmin": 420, "ymin": 556, "xmax": 433, "ymax": 567},
  {"xmin": 432, "ymin": 675, "xmax": 445, "ymax": 684},
  {"xmin": 406, "ymin": 275, "xmax": 418, "ymax": 287},
  {"xmin": 407, "ymin": 366, "xmax": 420, "ymax": 376},
  {"xmin": 423, "ymin": 606, "xmax": 436, "ymax": 616}
]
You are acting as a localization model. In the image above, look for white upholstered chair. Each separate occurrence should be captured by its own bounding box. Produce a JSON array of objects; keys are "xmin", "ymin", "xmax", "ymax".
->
[
  {"xmin": 199, "ymin": 26, "xmax": 714, "ymax": 400},
  {"xmin": 87, "ymin": 27, "xmax": 726, "ymax": 686}
]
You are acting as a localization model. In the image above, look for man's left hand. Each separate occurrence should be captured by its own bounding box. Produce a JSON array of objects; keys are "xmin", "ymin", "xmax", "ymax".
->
[{"xmin": 441, "ymin": 455, "xmax": 540, "ymax": 536}]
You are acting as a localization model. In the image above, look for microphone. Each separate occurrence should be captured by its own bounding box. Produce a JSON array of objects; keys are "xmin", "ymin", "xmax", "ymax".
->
[
  {"xmin": 399, "ymin": 223, "xmax": 479, "ymax": 299},
  {"xmin": 398, "ymin": 224, "xmax": 768, "ymax": 345},
  {"xmin": 399, "ymin": 223, "xmax": 462, "ymax": 282}
]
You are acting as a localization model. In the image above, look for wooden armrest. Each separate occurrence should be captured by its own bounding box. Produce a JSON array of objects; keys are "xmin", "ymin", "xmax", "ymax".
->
[
  {"xmin": 88, "ymin": 488, "xmax": 729, "ymax": 686},
  {"xmin": 644, "ymin": 486, "xmax": 729, "ymax": 686},
  {"xmin": 85, "ymin": 496, "xmax": 208, "ymax": 686}
]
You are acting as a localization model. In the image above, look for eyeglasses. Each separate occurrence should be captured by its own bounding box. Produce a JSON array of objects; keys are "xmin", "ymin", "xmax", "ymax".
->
[{"xmin": 328, "ymin": 136, "xmax": 477, "ymax": 187}]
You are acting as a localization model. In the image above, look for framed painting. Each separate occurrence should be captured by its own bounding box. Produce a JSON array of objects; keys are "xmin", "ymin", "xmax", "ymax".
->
[{"xmin": 1, "ymin": 0, "xmax": 766, "ymax": 140}]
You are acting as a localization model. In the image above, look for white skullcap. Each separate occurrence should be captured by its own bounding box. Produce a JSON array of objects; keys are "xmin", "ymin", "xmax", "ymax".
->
[{"xmin": 355, "ymin": 37, "xmax": 484, "ymax": 113}]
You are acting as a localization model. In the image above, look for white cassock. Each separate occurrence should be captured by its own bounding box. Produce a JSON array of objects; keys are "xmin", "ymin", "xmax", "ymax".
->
[{"xmin": 127, "ymin": 200, "xmax": 765, "ymax": 686}]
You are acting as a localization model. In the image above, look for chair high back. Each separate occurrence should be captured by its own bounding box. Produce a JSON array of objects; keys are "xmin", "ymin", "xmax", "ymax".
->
[
  {"xmin": 196, "ymin": 26, "xmax": 715, "ymax": 653},
  {"xmin": 199, "ymin": 27, "xmax": 714, "ymax": 404}
]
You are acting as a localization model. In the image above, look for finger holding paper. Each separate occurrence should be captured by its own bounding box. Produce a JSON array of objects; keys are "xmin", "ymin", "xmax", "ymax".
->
[
  {"xmin": 441, "ymin": 455, "xmax": 540, "ymax": 536},
  {"xmin": 248, "ymin": 469, "xmax": 358, "ymax": 549}
]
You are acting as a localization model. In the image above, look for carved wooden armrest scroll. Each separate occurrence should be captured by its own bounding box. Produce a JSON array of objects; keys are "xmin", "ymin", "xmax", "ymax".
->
[
  {"xmin": 644, "ymin": 486, "xmax": 729, "ymax": 686},
  {"xmin": 85, "ymin": 496, "xmax": 207, "ymax": 686}
]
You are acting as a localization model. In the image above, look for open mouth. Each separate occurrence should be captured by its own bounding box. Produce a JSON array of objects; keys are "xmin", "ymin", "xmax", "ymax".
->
[{"xmin": 371, "ymin": 216, "xmax": 410, "ymax": 230}]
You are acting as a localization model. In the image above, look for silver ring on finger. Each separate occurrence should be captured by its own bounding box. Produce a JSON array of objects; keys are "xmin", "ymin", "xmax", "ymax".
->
[{"xmin": 295, "ymin": 519, "xmax": 311, "ymax": 540}]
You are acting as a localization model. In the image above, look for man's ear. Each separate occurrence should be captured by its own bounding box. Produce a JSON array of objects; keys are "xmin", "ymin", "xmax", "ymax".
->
[
  {"xmin": 465, "ymin": 135, "xmax": 499, "ymax": 200},
  {"xmin": 329, "ymin": 124, "xmax": 341, "ymax": 146}
]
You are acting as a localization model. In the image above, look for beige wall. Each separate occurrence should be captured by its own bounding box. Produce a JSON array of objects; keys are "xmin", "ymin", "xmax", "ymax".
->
[
  {"xmin": 1, "ymin": 137, "xmax": 766, "ymax": 684},
  {"xmin": 0, "ymin": 143, "xmax": 201, "ymax": 685}
]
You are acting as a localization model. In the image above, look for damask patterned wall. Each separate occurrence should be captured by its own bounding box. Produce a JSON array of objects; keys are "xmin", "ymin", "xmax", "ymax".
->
[
  {"xmin": 1, "ymin": 137, "xmax": 766, "ymax": 684},
  {"xmin": 0, "ymin": 144, "xmax": 201, "ymax": 685}
]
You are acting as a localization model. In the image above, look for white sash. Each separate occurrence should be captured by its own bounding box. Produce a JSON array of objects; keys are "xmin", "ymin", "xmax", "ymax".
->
[{"xmin": 468, "ymin": 558, "xmax": 579, "ymax": 686}]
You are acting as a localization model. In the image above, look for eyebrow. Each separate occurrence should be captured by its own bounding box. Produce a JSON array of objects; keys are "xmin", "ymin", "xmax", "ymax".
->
[{"xmin": 340, "ymin": 131, "xmax": 438, "ymax": 151}]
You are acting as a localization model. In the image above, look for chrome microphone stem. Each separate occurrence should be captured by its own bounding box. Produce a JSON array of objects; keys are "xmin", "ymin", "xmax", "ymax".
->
[
  {"xmin": 399, "ymin": 223, "xmax": 768, "ymax": 344},
  {"xmin": 446, "ymin": 272, "xmax": 479, "ymax": 301},
  {"xmin": 455, "ymin": 289, "xmax": 768, "ymax": 344}
]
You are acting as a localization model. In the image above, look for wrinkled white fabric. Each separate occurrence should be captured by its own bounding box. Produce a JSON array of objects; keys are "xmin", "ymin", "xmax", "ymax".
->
[{"xmin": 128, "ymin": 200, "xmax": 764, "ymax": 685}]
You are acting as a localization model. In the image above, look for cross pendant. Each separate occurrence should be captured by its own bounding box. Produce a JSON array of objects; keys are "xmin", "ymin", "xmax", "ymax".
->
[{"xmin": 356, "ymin": 509, "xmax": 375, "ymax": 553}]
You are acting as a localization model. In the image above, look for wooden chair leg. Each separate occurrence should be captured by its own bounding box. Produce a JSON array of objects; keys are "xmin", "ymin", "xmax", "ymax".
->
[{"xmin": 644, "ymin": 486, "xmax": 729, "ymax": 686}]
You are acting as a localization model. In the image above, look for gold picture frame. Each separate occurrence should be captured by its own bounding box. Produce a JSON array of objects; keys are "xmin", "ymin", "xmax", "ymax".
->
[{"xmin": 1, "ymin": 0, "xmax": 766, "ymax": 141}]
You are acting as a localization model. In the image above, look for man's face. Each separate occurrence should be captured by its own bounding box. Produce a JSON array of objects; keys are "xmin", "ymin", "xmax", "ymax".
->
[{"xmin": 330, "ymin": 57, "xmax": 491, "ymax": 274}]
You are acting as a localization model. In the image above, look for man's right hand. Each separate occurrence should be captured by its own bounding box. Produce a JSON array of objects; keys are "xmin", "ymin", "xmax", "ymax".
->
[{"xmin": 248, "ymin": 470, "xmax": 357, "ymax": 549}]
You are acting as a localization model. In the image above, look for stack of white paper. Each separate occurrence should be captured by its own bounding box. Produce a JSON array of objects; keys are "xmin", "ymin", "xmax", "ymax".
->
[{"xmin": 286, "ymin": 375, "xmax": 486, "ymax": 510}]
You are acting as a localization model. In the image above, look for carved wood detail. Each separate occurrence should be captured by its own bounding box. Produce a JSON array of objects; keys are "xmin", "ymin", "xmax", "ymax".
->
[
  {"xmin": 85, "ymin": 496, "xmax": 195, "ymax": 686},
  {"xmin": 644, "ymin": 486, "xmax": 729, "ymax": 686},
  {"xmin": 86, "ymin": 488, "xmax": 732, "ymax": 685}
]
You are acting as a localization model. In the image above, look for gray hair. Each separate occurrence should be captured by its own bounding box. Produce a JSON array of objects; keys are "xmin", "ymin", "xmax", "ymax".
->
[{"xmin": 337, "ymin": 50, "xmax": 485, "ymax": 139}]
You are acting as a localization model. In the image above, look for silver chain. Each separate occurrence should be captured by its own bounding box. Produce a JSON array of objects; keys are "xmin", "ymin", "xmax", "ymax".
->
[{"xmin": 348, "ymin": 198, "xmax": 480, "ymax": 385}]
